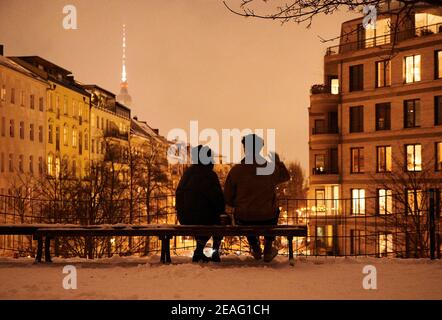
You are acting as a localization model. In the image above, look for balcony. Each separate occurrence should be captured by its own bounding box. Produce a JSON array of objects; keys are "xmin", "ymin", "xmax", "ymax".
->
[
  {"xmin": 326, "ymin": 22, "xmax": 442, "ymax": 56},
  {"xmin": 104, "ymin": 129, "xmax": 128, "ymax": 141},
  {"xmin": 312, "ymin": 167, "xmax": 338, "ymax": 176},
  {"xmin": 312, "ymin": 127, "xmax": 338, "ymax": 135}
]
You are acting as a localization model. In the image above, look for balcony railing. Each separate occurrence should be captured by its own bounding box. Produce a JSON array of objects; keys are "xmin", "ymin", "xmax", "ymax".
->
[
  {"xmin": 312, "ymin": 127, "xmax": 339, "ymax": 135},
  {"xmin": 311, "ymin": 84, "xmax": 331, "ymax": 95},
  {"xmin": 104, "ymin": 129, "xmax": 129, "ymax": 141},
  {"xmin": 326, "ymin": 22, "xmax": 442, "ymax": 56},
  {"xmin": 312, "ymin": 167, "xmax": 338, "ymax": 175}
]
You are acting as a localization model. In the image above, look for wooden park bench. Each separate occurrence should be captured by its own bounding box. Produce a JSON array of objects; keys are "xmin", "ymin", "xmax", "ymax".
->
[{"xmin": 0, "ymin": 224, "xmax": 307, "ymax": 265}]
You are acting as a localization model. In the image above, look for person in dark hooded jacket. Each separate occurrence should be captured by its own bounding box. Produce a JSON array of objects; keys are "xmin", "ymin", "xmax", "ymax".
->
[{"xmin": 176, "ymin": 145, "xmax": 225, "ymax": 262}]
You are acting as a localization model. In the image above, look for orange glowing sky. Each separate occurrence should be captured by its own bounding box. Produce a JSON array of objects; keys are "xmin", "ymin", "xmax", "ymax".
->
[{"xmin": 0, "ymin": 0, "xmax": 358, "ymax": 170}]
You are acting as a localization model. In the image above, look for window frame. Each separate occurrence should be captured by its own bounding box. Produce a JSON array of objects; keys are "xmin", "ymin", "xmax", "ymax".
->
[
  {"xmin": 404, "ymin": 99, "xmax": 421, "ymax": 128},
  {"xmin": 376, "ymin": 145, "xmax": 392, "ymax": 173},
  {"xmin": 405, "ymin": 144, "xmax": 422, "ymax": 172},
  {"xmin": 375, "ymin": 60, "xmax": 391, "ymax": 88},
  {"xmin": 375, "ymin": 102, "xmax": 391, "ymax": 130},
  {"xmin": 350, "ymin": 147, "xmax": 364, "ymax": 173}
]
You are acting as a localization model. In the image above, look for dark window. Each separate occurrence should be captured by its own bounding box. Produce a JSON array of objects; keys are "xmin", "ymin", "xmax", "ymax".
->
[
  {"xmin": 351, "ymin": 147, "xmax": 364, "ymax": 173},
  {"xmin": 329, "ymin": 148, "xmax": 338, "ymax": 174},
  {"xmin": 435, "ymin": 96, "xmax": 442, "ymax": 126},
  {"xmin": 350, "ymin": 230, "xmax": 363, "ymax": 255},
  {"xmin": 349, "ymin": 106, "xmax": 364, "ymax": 133},
  {"xmin": 376, "ymin": 103, "xmax": 391, "ymax": 130},
  {"xmin": 376, "ymin": 60, "xmax": 391, "ymax": 88},
  {"xmin": 404, "ymin": 99, "xmax": 421, "ymax": 128},
  {"xmin": 328, "ymin": 112, "xmax": 338, "ymax": 133},
  {"xmin": 356, "ymin": 24, "xmax": 365, "ymax": 49},
  {"xmin": 349, "ymin": 64, "xmax": 364, "ymax": 92},
  {"xmin": 314, "ymin": 119, "xmax": 325, "ymax": 134}
]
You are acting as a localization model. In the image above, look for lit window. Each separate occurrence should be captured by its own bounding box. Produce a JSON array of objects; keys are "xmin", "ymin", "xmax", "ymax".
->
[
  {"xmin": 20, "ymin": 91, "xmax": 25, "ymax": 106},
  {"xmin": 351, "ymin": 189, "xmax": 365, "ymax": 215},
  {"xmin": 406, "ymin": 144, "xmax": 422, "ymax": 171},
  {"xmin": 365, "ymin": 18, "xmax": 391, "ymax": 48},
  {"xmin": 377, "ymin": 146, "xmax": 392, "ymax": 172},
  {"xmin": 404, "ymin": 99, "xmax": 420, "ymax": 128},
  {"xmin": 315, "ymin": 189, "xmax": 326, "ymax": 212},
  {"xmin": 0, "ymin": 85, "xmax": 6, "ymax": 102},
  {"xmin": 47, "ymin": 154, "xmax": 53, "ymax": 176},
  {"xmin": 351, "ymin": 147, "xmax": 364, "ymax": 173},
  {"xmin": 436, "ymin": 142, "xmax": 442, "ymax": 171},
  {"xmin": 378, "ymin": 233, "xmax": 393, "ymax": 257},
  {"xmin": 436, "ymin": 51, "xmax": 442, "ymax": 79},
  {"xmin": 376, "ymin": 60, "xmax": 391, "ymax": 88},
  {"xmin": 314, "ymin": 154, "xmax": 326, "ymax": 174},
  {"xmin": 331, "ymin": 78, "xmax": 339, "ymax": 94},
  {"xmin": 55, "ymin": 156, "xmax": 60, "ymax": 178},
  {"xmin": 404, "ymin": 55, "xmax": 421, "ymax": 83},
  {"xmin": 407, "ymin": 189, "xmax": 423, "ymax": 215},
  {"xmin": 378, "ymin": 189, "xmax": 393, "ymax": 215}
]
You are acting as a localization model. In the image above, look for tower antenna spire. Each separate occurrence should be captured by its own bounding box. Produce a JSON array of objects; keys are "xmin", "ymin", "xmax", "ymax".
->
[{"xmin": 117, "ymin": 23, "xmax": 132, "ymax": 107}]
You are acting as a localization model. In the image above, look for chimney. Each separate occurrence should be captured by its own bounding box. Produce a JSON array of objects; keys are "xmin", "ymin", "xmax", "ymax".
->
[
  {"xmin": 133, "ymin": 116, "xmax": 138, "ymax": 121},
  {"xmin": 0, "ymin": 45, "xmax": 3, "ymax": 56}
]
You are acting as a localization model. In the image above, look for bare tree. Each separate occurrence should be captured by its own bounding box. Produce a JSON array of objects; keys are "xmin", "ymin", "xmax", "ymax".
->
[
  {"xmin": 371, "ymin": 149, "xmax": 441, "ymax": 258},
  {"xmin": 224, "ymin": 0, "xmax": 440, "ymax": 25}
]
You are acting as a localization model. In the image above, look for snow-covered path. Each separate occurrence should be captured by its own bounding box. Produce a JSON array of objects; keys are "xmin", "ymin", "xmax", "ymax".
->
[{"xmin": 0, "ymin": 255, "xmax": 441, "ymax": 300}]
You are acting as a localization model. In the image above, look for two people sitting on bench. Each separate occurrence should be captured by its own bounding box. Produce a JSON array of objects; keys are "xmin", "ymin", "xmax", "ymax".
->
[{"xmin": 175, "ymin": 134, "xmax": 289, "ymax": 263}]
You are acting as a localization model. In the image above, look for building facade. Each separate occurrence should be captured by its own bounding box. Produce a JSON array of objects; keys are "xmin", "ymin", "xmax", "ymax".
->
[
  {"xmin": 0, "ymin": 56, "xmax": 48, "ymax": 200},
  {"xmin": 11, "ymin": 56, "xmax": 91, "ymax": 179},
  {"xmin": 308, "ymin": 4, "xmax": 442, "ymax": 257}
]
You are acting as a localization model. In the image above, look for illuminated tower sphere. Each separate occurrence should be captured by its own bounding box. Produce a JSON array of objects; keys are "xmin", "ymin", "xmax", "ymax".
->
[{"xmin": 117, "ymin": 24, "xmax": 132, "ymax": 107}]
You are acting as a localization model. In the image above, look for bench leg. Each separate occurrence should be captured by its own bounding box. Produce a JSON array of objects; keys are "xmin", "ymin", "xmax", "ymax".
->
[
  {"xmin": 44, "ymin": 236, "xmax": 52, "ymax": 263},
  {"xmin": 160, "ymin": 237, "xmax": 166, "ymax": 263},
  {"xmin": 165, "ymin": 236, "xmax": 171, "ymax": 264},
  {"xmin": 35, "ymin": 236, "xmax": 43, "ymax": 263},
  {"xmin": 160, "ymin": 236, "xmax": 172, "ymax": 264},
  {"xmin": 287, "ymin": 236, "xmax": 294, "ymax": 266}
]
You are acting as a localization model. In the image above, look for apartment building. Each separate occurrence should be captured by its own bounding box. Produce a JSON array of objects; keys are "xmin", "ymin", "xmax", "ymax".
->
[
  {"xmin": 11, "ymin": 56, "xmax": 91, "ymax": 179},
  {"xmin": 0, "ymin": 55, "xmax": 48, "ymax": 196},
  {"xmin": 83, "ymin": 85, "xmax": 131, "ymax": 168},
  {"xmin": 308, "ymin": 4, "xmax": 442, "ymax": 256}
]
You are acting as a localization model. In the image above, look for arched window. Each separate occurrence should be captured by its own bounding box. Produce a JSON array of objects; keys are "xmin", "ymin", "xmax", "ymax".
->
[{"xmin": 55, "ymin": 156, "xmax": 61, "ymax": 178}]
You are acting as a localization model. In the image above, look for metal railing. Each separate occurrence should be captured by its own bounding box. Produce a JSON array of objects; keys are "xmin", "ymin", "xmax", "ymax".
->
[
  {"xmin": 326, "ymin": 22, "xmax": 442, "ymax": 56},
  {"xmin": 0, "ymin": 192, "xmax": 440, "ymax": 259}
]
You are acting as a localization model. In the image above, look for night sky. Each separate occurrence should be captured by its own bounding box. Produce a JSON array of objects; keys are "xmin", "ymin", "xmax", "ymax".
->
[{"xmin": 0, "ymin": 0, "xmax": 357, "ymax": 169}]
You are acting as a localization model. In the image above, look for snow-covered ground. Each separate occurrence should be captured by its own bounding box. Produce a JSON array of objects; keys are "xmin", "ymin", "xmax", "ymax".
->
[{"xmin": 0, "ymin": 254, "xmax": 441, "ymax": 300}]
